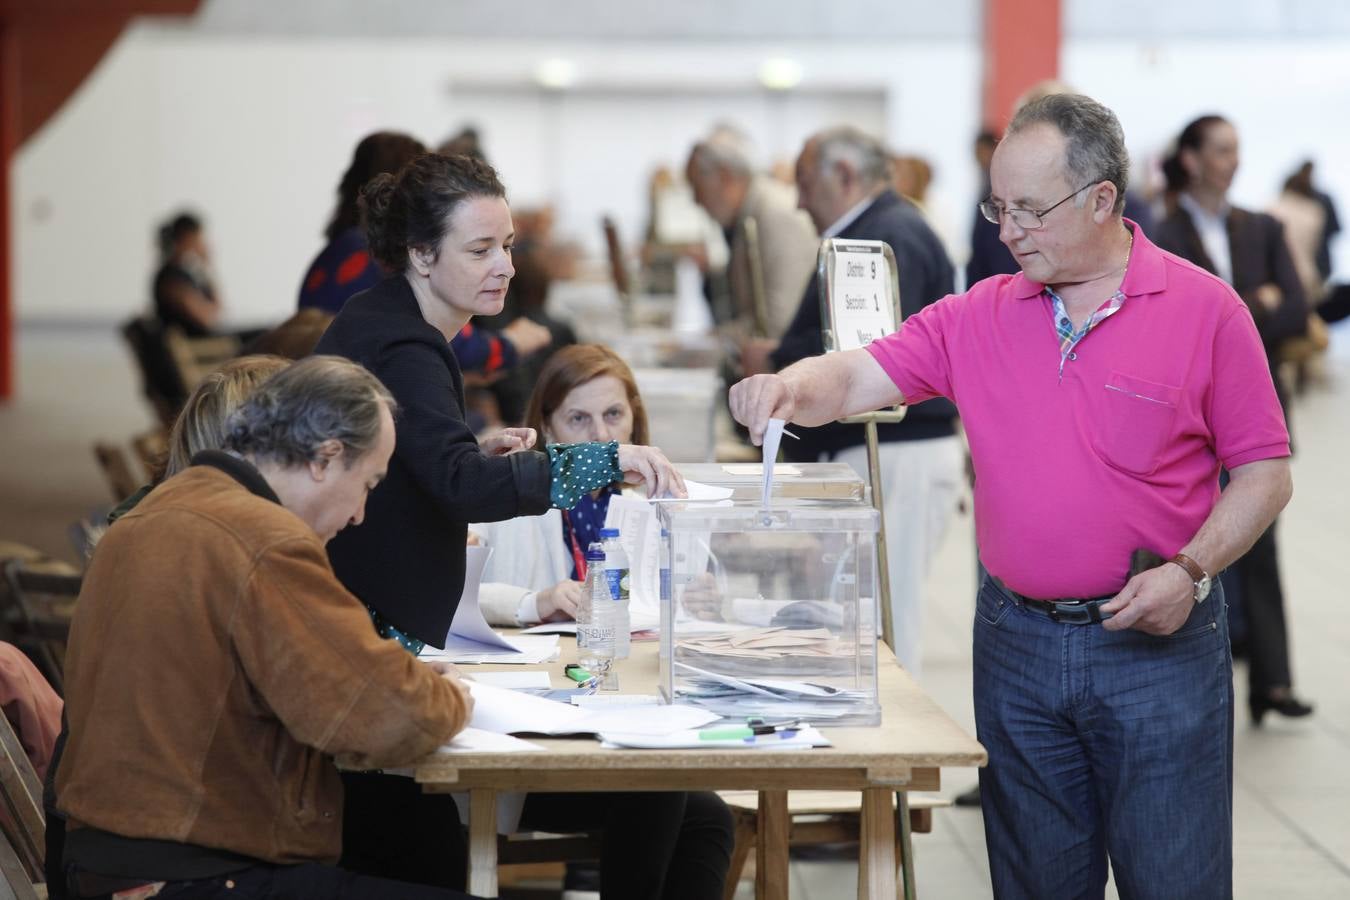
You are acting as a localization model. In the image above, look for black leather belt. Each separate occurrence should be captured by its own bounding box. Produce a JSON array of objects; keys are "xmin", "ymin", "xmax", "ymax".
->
[{"xmin": 991, "ymin": 576, "xmax": 1115, "ymax": 625}]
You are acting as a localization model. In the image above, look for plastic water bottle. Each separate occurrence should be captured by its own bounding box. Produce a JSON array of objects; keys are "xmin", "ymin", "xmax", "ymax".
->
[
  {"xmin": 575, "ymin": 542, "xmax": 604, "ymax": 652},
  {"xmin": 578, "ymin": 542, "xmax": 617, "ymax": 683},
  {"xmin": 600, "ymin": 528, "xmax": 631, "ymax": 659}
]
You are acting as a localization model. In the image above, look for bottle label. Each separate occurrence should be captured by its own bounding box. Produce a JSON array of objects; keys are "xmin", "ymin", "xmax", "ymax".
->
[
  {"xmin": 578, "ymin": 624, "xmax": 615, "ymax": 651},
  {"xmin": 605, "ymin": 567, "xmax": 631, "ymax": 603}
]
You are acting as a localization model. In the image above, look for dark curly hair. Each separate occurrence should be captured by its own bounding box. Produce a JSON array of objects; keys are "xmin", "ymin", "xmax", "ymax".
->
[
  {"xmin": 324, "ymin": 131, "xmax": 426, "ymax": 242},
  {"xmin": 359, "ymin": 152, "xmax": 507, "ymax": 272}
]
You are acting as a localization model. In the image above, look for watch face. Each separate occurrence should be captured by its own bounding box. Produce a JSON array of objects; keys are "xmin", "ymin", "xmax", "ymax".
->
[{"xmin": 1196, "ymin": 575, "xmax": 1213, "ymax": 603}]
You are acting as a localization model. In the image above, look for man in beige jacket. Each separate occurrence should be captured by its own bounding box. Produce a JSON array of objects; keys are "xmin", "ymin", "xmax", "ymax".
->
[
  {"xmin": 56, "ymin": 356, "xmax": 477, "ymax": 900},
  {"xmin": 686, "ymin": 128, "xmax": 819, "ymax": 338}
]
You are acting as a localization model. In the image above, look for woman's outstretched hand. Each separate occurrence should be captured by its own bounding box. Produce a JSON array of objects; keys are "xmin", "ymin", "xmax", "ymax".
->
[{"xmin": 616, "ymin": 444, "xmax": 687, "ymax": 499}]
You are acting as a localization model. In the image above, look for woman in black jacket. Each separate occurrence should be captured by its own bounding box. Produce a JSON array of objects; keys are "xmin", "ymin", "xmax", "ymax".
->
[
  {"xmin": 1153, "ymin": 115, "xmax": 1313, "ymax": 727},
  {"xmin": 316, "ymin": 151, "xmax": 732, "ymax": 899}
]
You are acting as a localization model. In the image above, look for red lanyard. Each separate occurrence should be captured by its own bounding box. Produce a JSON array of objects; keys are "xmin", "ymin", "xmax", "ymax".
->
[{"xmin": 562, "ymin": 510, "xmax": 588, "ymax": 581}]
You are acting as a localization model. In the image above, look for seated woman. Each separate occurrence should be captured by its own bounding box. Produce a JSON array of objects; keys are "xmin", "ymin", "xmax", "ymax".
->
[
  {"xmin": 472, "ymin": 343, "xmax": 648, "ymax": 626},
  {"xmin": 153, "ymin": 212, "xmax": 223, "ymax": 337}
]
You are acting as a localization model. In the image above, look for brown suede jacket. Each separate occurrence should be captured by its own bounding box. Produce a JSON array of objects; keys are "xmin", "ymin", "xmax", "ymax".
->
[{"xmin": 57, "ymin": 456, "xmax": 470, "ymax": 865}]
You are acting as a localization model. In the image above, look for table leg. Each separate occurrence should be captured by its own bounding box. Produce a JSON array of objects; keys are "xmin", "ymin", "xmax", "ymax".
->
[
  {"xmin": 897, "ymin": 791, "xmax": 916, "ymax": 900},
  {"xmin": 467, "ymin": 788, "xmax": 498, "ymax": 898},
  {"xmin": 858, "ymin": 787, "xmax": 897, "ymax": 900},
  {"xmin": 755, "ymin": 790, "xmax": 789, "ymax": 900}
]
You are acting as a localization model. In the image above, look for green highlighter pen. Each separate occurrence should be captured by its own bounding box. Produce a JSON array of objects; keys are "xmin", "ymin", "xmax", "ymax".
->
[{"xmin": 564, "ymin": 664, "xmax": 593, "ymax": 683}]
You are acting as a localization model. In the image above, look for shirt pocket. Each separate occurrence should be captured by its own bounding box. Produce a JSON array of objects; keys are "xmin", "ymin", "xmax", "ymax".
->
[{"xmin": 1092, "ymin": 372, "xmax": 1182, "ymax": 476}]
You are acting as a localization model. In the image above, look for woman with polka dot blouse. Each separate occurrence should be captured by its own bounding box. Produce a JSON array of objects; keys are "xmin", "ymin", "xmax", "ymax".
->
[{"xmin": 315, "ymin": 153, "xmax": 731, "ymax": 898}]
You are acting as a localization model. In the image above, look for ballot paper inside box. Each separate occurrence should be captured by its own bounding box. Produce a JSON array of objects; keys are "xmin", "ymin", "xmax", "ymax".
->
[{"xmin": 656, "ymin": 498, "xmax": 881, "ymax": 726}]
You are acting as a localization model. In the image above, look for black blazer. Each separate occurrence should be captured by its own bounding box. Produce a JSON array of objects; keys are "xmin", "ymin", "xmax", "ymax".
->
[
  {"xmin": 770, "ymin": 189, "xmax": 958, "ymax": 462},
  {"xmin": 314, "ymin": 275, "xmax": 552, "ymax": 646},
  {"xmin": 1151, "ymin": 205, "xmax": 1308, "ymax": 353}
]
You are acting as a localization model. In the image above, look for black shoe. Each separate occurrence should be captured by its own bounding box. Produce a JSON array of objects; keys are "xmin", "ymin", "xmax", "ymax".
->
[
  {"xmin": 1250, "ymin": 691, "xmax": 1314, "ymax": 726},
  {"xmin": 954, "ymin": 785, "xmax": 981, "ymax": 807}
]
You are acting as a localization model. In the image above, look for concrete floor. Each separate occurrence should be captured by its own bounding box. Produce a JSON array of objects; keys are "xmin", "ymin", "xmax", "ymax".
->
[{"xmin": 2, "ymin": 323, "xmax": 1348, "ymax": 899}]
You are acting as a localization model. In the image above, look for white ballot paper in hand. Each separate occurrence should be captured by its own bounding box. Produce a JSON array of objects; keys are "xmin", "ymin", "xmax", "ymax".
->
[{"xmin": 761, "ymin": 418, "xmax": 788, "ymax": 507}]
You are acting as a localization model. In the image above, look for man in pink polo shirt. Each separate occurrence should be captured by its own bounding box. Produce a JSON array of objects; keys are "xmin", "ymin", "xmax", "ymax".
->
[{"xmin": 730, "ymin": 93, "xmax": 1291, "ymax": 900}]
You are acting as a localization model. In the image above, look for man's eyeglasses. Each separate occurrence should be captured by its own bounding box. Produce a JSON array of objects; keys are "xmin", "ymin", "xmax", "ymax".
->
[{"xmin": 980, "ymin": 182, "xmax": 1098, "ymax": 230}]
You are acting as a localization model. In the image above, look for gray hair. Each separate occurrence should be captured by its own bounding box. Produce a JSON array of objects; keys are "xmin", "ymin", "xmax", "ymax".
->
[
  {"xmin": 224, "ymin": 355, "xmax": 397, "ymax": 468},
  {"xmin": 813, "ymin": 126, "xmax": 890, "ymax": 188},
  {"xmin": 690, "ymin": 126, "xmax": 755, "ymax": 178},
  {"xmin": 1006, "ymin": 93, "xmax": 1129, "ymax": 216}
]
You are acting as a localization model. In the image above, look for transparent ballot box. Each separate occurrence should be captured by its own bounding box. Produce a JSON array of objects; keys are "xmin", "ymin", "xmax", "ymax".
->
[
  {"xmin": 676, "ymin": 462, "xmax": 867, "ymax": 503},
  {"xmin": 656, "ymin": 499, "xmax": 881, "ymax": 726}
]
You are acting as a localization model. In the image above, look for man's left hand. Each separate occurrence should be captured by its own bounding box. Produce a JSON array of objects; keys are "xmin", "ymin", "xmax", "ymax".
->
[{"xmin": 1100, "ymin": 563, "xmax": 1195, "ymax": 635}]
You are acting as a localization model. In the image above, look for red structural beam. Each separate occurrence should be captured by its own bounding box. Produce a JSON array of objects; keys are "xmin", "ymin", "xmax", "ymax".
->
[
  {"xmin": 982, "ymin": 0, "xmax": 1062, "ymax": 135},
  {"xmin": 0, "ymin": 1, "xmax": 199, "ymax": 402}
]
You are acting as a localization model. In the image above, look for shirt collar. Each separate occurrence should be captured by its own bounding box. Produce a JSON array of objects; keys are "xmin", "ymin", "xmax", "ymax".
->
[
  {"xmin": 191, "ymin": 450, "xmax": 282, "ymax": 505},
  {"xmin": 822, "ymin": 193, "xmax": 879, "ymax": 239},
  {"xmin": 1178, "ymin": 191, "xmax": 1231, "ymax": 226},
  {"xmin": 1010, "ymin": 218, "xmax": 1166, "ymax": 300}
]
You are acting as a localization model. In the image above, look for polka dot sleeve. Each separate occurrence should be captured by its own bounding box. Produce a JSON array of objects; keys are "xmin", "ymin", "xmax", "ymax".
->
[{"xmin": 547, "ymin": 441, "xmax": 623, "ymax": 509}]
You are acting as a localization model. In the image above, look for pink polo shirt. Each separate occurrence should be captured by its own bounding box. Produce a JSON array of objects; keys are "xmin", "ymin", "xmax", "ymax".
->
[{"xmin": 865, "ymin": 223, "xmax": 1289, "ymax": 599}]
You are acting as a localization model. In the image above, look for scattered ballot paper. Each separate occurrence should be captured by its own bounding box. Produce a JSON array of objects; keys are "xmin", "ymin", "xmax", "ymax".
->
[
  {"xmin": 419, "ymin": 545, "xmax": 561, "ymax": 664},
  {"xmin": 647, "ymin": 479, "xmax": 734, "ymax": 503},
  {"xmin": 599, "ymin": 725, "xmax": 831, "ymax": 750},
  {"xmin": 465, "ymin": 681, "xmax": 720, "ymax": 736}
]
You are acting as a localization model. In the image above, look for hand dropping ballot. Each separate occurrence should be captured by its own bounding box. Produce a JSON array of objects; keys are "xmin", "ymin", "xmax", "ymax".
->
[{"xmin": 760, "ymin": 418, "xmax": 798, "ymax": 507}]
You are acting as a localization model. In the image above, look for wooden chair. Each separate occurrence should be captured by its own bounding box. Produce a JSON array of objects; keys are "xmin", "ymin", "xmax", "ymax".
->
[
  {"xmin": 0, "ymin": 562, "xmax": 79, "ymax": 696},
  {"xmin": 718, "ymin": 790, "xmax": 951, "ymax": 900},
  {"xmin": 162, "ymin": 327, "xmax": 239, "ymax": 399},
  {"xmin": 601, "ymin": 216, "xmax": 635, "ymax": 325},
  {"xmin": 0, "ymin": 712, "xmax": 45, "ymax": 893},
  {"xmin": 0, "ymin": 827, "xmax": 42, "ymax": 900},
  {"xmin": 92, "ymin": 443, "xmax": 140, "ymax": 504},
  {"xmin": 130, "ymin": 428, "xmax": 169, "ymax": 482}
]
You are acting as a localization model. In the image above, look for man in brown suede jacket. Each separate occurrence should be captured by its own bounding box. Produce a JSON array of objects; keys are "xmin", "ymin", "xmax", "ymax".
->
[{"xmin": 56, "ymin": 356, "xmax": 478, "ymax": 900}]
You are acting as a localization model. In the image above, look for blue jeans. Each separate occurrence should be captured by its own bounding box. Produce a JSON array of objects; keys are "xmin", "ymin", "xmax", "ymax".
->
[{"xmin": 973, "ymin": 576, "xmax": 1233, "ymax": 900}]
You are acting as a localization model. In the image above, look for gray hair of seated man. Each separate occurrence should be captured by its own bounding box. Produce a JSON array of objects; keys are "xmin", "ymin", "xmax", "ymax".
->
[
  {"xmin": 223, "ymin": 355, "xmax": 398, "ymax": 469},
  {"xmin": 812, "ymin": 126, "xmax": 891, "ymax": 189},
  {"xmin": 1006, "ymin": 92, "xmax": 1129, "ymax": 216},
  {"xmin": 690, "ymin": 126, "xmax": 756, "ymax": 178}
]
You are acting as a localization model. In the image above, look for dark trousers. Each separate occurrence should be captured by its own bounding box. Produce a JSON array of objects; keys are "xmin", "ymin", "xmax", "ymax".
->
[
  {"xmin": 1234, "ymin": 522, "xmax": 1293, "ymax": 695},
  {"xmin": 341, "ymin": 772, "xmax": 734, "ymax": 900},
  {"xmin": 519, "ymin": 790, "xmax": 734, "ymax": 900},
  {"xmin": 68, "ymin": 863, "xmax": 478, "ymax": 899}
]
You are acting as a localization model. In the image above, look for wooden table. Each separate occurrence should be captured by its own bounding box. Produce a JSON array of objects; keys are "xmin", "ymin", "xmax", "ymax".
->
[{"xmin": 415, "ymin": 640, "xmax": 985, "ymax": 899}]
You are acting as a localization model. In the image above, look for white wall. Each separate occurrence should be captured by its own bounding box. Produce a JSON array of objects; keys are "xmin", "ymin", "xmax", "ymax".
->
[
  {"xmin": 1065, "ymin": 39, "xmax": 1350, "ymax": 279},
  {"xmin": 13, "ymin": 24, "xmax": 980, "ymax": 325}
]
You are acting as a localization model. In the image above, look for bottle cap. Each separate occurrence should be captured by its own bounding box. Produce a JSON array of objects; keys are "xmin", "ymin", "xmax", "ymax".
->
[{"xmin": 585, "ymin": 547, "xmax": 605, "ymax": 562}]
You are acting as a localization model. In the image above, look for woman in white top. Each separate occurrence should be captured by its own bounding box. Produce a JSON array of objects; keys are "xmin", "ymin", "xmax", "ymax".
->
[{"xmin": 474, "ymin": 344, "xmax": 650, "ymax": 625}]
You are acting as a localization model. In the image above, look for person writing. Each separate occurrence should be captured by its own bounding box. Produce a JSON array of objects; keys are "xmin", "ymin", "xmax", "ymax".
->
[
  {"xmin": 56, "ymin": 357, "xmax": 478, "ymax": 900},
  {"xmin": 315, "ymin": 152, "xmax": 732, "ymax": 898},
  {"xmin": 730, "ymin": 93, "xmax": 1291, "ymax": 899}
]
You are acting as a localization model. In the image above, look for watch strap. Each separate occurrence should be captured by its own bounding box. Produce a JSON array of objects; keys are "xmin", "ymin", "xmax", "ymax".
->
[{"xmin": 1168, "ymin": 553, "xmax": 1208, "ymax": 583}]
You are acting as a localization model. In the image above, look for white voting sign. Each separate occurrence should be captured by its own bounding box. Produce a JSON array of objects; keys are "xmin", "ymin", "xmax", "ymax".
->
[{"xmin": 817, "ymin": 239, "xmax": 901, "ymax": 353}]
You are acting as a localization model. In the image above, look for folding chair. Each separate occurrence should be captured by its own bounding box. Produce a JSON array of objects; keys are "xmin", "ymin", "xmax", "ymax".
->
[
  {"xmin": 0, "ymin": 563, "xmax": 79, "ymax": 696},
  {"xmin": 91, "ymin": 444, "xmax": 140, "ymax": 505}
]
